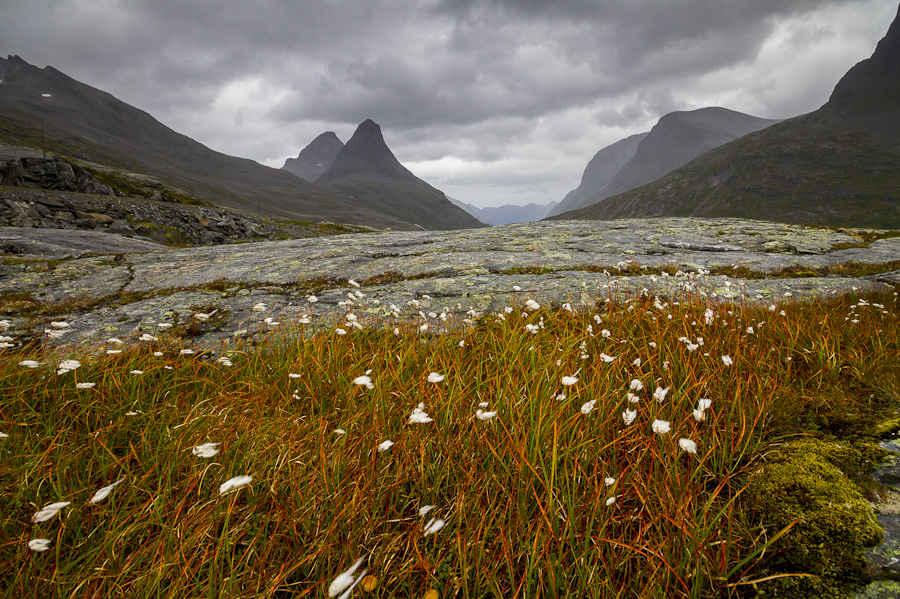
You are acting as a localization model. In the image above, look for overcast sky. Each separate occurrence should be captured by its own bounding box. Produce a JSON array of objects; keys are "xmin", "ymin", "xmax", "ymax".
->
[{"xmin": 1, "ymin": 0, "xmax": 896, "ymax": 208}]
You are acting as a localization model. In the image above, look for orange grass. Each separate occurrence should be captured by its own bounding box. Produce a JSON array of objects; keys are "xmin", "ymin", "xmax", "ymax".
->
[{"xmin": 0, "ymin": 283, "xmax": 898, "ymax": 598}]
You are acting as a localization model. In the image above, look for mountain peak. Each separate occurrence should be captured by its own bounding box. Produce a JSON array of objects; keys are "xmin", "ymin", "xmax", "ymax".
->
[
  {"xmin": 315, "ymin": 119, "xmax": 412, "ymax": 184},
  {"xmin": 826, "ymin": 4, "xmax": 900, "ymax": 114},
  {"xmin": 282, "ymin": 131, "xmax": 343, "ymax": 181}
]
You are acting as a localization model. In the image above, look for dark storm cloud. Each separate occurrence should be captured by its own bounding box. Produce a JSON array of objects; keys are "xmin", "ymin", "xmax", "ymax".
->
[{"xmin": 0, "ymin": 0, "xmax": 895, "ymax": 207}]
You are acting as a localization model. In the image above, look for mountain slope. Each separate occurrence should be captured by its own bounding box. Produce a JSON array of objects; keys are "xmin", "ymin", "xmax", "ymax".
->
[
  {"xmin": 315, "ymin": 119, "xmax": 485, "ymax": 230},
  {"xmin": 553, "ymin": 6, "xmax": 900, "ymax": 229},
  {"xmin": 282, "ymin": 132, "xmax": 343, "ymax": 181},
  {"xmin": 0, "ymin": 56, "xmax": 481, "ymax": 230},
  {"xmin": 547, "ymin": 132, "xmax": 647, "ymax": 217}
]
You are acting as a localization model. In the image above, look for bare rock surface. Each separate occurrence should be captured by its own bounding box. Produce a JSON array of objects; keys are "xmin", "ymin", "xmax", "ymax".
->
[{"xmin": 1, "ymin": 217, "xmax": 898, "ymax": 350}]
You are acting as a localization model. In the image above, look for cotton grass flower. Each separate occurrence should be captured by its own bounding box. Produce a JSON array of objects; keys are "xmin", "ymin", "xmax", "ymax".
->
[
  {"xmin": 251, "ymin": 303, "xmax": 267, "ymax": 312},
  {"xmin": 524, "ymin": 299, "xmax": 540, "ymax": 311},
  {"xmin": 678, "ymin": 438, "xmax": 698, "ymax": 454},
  {"xmin": 19, "ymin": 360, "xmax": 41, "ymax": 368},
  {"xmin": 409, "ymin": 403, "xmax": 433, "ymax": 424},
  {"xmin": 28, "ymin": 538, "xmax": 51, "ymax": 552},
  {"xmin": 333, "ymin": 429, "xmax": 347, "ymax": 436},
  {"xmin": 651, "ymin": 419, "xmax": 671, "ymax": 435},
  {"xmin": 622, "ymin": 409, "xmax": 637, "ymax": 426},
  {"xmin": 475, "ymin": 409, "xmax": 497, "ymax": 420},
  {"xmin": 697, "ymin": 398, "xmax": 712, "ymax": 411},
  {"xmin": 604, "ymin": 477, "xmax": 616, "ymax": 486},
  {"xmin": 605, "ymin": 496, "xmax": 617, "ymax": 506},
  {"xmin": 561, "ymin": 375, "xmax": 578, "ymax": 386},
  {"xmin": 139, "ymin": 333, "xmax": 157, "ymax": 342},
  {"xmin": 353, "ymin": 375, "xmax": 372, "ymax": 387},
  {"xmin": 423, "ymin": 517, "xmax": 446, "ymax": 537},
  {"xmin": 76, "ymin": 382, "xmax": 96, "ymax": 390},
  {"xmin": 653, "ymin": 387, "xmax": 669, "ymax": 403},
  {"xmin": 630, "ymin": 379, "xmax": 643, "ymax": 391},
  {"xmin": 426, "ymin": 372, "xmax": 445, "ymax": 383},
  {"xmin": 721, "ymin": 355, "xmax": 733, "ymax": 366},
  {"xmin": 219, "ymin": 475, "xmax": 253, "ymax": 495},
  {"xmin": 50, "ymin": 321, "xmax": 70, "ymax": 329},
  {"xmin": 419, "ymin": 505, "xmax": 435, "ymax": 517},
  {"xmin": 57, "ymin": 359, "xmax": 81, "ymax": 375},
  {"xmin": 580, "ymin": 400, "xmax": 597, "ymax": 415},
  {"xmin": 192, "ymin": 442, "xmax": 220, "ymax": 458},
  {"xmin": 599, "ymin": 353, "xmax": 616, "ymax": 363},
  {"xmin": 377, "ymin": 440, "xmax": 394, "ymax": 452},
  {"xmin": 33, "ymin": 501, "xmax": 71, "ymax": 523},
  {"xmin": 0, "ymin": 432, "xmax": 8, "ymax": 439},
  {"xmin": 89, "ymin": 477, "xmax": 126, "ymax": 504},
  {"xmin": 328, "ymin": 557, "xmax": 367, "ymax": 598},
  {"xmin": 130, "ymin": 370, "xmax": 143, "ymax": 375}
]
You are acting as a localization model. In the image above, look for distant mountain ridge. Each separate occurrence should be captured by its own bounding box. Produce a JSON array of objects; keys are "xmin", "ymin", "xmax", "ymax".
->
[
  {"xmin": 551, "ymin": 108, "xmax": 778, "ymax": 218},
  {"xmin": 552, "ymin": 5, "xmax": 900, "ymax": 229},
  {"xmin": 0, "ymin": 56, "xmax": 482, "ymax": 231},
  {"xmin": 448, "ymin": 197, "xmax": 558, "ymax": 225},
  {"xmin": 282, "ymin": 132, "xmax": 343, "ymax": 181},
  {"xmin": 548, "ymin": 132, "xmax": 647, "ymax": 217}
]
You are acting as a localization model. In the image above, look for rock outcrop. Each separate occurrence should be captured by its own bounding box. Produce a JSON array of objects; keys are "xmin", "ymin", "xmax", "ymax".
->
[
  {"xmin": 1, "ymin": 217, "xmax": 897, "ymax": 351},
  {"xmin": 1, "ymin": 156, "xmax": 117, "ymax": 196},
  {"xmin": 0, "ymin": 187, "xmax": 282, "ymax": 246}
]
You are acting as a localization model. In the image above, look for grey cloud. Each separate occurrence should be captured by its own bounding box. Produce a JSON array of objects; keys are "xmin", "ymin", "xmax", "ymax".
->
[{"xmin": 0, "ymin": 0, "xmax": 894, "ymax": 207}]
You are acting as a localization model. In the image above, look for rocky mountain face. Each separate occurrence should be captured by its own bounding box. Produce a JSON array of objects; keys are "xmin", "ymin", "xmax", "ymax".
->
[
  {"xmin": 313, "ymin": 119, "xmax": 485, "ymax": 230},
  {"xmin": 552, "ymin": 108, "xmax": 778, "ymax": 218},
  {"xmin": 0, "ymin": 56, "xmax": 481, "ymax": 231},
  {"xmin": 554, "ymin": 6, "xmax": 900, "ymax": 229},
  {"xmin": 547, "ymin": 132, "xmax": 647, "ymax": 217},
  {"xmin": 281, "ymin": 132, "xmax": 343, "ymax": 181},
  {"xmin": 448, "ymin": 196, "xmax": 558, "ymax": 225}
]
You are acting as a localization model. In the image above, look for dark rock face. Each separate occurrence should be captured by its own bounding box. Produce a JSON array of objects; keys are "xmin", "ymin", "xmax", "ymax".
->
[
  {"xmin": 1, "ymin": 157, "xmax": 116, "ymax": 196},
  {"xmin": 827, "ymin": 4, "xmax": 900, "ymax": 116},
  {"xmin": 0, "ymin": 188, "xmax": 281, "ymax": 246},
  {"xmin": 312, "ymin": 119, "xmax": 485, "ymax": 230},
  {"xmin": 281, "ymin": 132, "xmax": 343, "ymax": 181},
  {"xmin": 315, "ymin": 119, "xmax": 413, "ymax": 184}
]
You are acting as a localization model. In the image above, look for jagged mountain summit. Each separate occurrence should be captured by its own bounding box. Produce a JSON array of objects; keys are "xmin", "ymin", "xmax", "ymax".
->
[
  {"xmin": 0, "ymin": 56, "xmax": 482, "ymax": 231},
  {"xmin": 552, "ymin": 4, "xmax": 900, "ymax": 229},
  {"xmin": 281, "ymin": 132, "xmax": 343, "ymax": 181},
  {"xmin": 312, "ymin": 119, "xmax": 485, "ymax": 230},
  {"xmin": 548, "ymin": 132, "xmax": 647, "ymax": 217}
]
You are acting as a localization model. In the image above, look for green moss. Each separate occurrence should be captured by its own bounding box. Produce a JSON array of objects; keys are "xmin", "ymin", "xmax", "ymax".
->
[{"xmin": 747, "ymin": 438, "xmax": 884, "ymax": 598}]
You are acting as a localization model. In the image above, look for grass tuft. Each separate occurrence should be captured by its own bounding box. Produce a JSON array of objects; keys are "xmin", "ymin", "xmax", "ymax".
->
[{"xmin": 1, "ymin": 284, "xmax": 898, "ymax": 598}]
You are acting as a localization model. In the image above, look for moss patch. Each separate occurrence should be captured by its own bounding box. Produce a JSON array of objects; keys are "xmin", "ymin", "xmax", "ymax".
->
[{"xmin": 747, "ymin": 438, "xmax": 885, "ymax": 598}]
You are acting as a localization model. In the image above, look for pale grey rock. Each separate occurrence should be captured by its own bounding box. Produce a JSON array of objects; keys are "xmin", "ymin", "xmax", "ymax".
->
[{"xmin": 1, "ymin": 217, "xmax": 898, "ymax": 350}]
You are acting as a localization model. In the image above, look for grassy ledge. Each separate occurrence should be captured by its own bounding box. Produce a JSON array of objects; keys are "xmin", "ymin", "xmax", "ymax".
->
[{"xmin": 0, "ymin": 286, "xmax": 898, "ymax": 598}]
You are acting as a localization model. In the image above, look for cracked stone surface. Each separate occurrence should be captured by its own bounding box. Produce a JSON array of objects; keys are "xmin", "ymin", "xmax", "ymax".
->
[{"xmin": 1, "ymin": 217, "xmax": 898, "ymax": 350}]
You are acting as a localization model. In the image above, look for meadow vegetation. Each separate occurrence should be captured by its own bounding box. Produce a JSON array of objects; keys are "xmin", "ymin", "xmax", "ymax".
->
[{"xmin": 1, "ymin": 277, "xmax": 898, "ymax": 598}]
